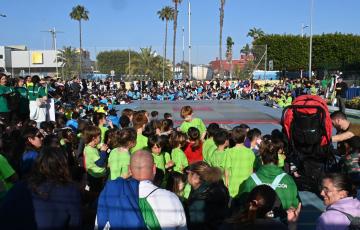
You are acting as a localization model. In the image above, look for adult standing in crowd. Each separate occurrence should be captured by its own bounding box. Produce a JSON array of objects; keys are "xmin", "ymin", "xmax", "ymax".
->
[
  {"xmin": 97, "ymin": 150, "xmax": 187, "ymax": 229},
  {"xmin": 335, "ymin": 76, "xmax": 348, "ymax": 113},
  {"xmin": 0, "ymin": 73, "xmax": 12, "ymax": 123},
  {"xmin": 27, "ymin": 75, "xmax": 48, "ymax": 126},
  {"xmin": 316, "ymin": 173, "xmax": 360, "ymax": 230}
]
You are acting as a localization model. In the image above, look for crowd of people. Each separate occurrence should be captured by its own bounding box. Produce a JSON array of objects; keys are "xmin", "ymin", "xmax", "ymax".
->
[{"xmin": 0, "ymin": 72, "xmax": 358, "ymax": 230}]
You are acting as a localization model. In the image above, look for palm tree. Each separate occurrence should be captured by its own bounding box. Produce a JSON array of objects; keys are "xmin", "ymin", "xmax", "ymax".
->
[
  {"xmin": 247, "ymin": 27, "xmax": 265, "ymax": 41},
  {"xmin": 219, "ymin": 0, "xmax": 226, "ymax": 79},
  {"xmin": 70, "ymin": 5, "xmax": 89, "ymax": 77},
  {"xmin": 57, "ymin": 46, "xmax": 78, "ymax": 80},
  {"xmin": 226, "ymin": 36, "xmax": 234, "ymax": 79},
  {"xmin": 158, "ymin": 6, "xmax": 175, "ymax": 82},
  {"xmin": 241, "ymin": 43, "xmax": 251, "ymax": 56},
  {"xmin": 172, "ymin": 0, "xmax": 182, "ymax": 78}
]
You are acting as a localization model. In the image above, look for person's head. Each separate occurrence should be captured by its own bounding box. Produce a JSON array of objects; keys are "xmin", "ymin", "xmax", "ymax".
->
[
  {"xmin": 213, "ymin": 128, "xmax": 230, "ymax": 147},
  {"xmin": 130, "ymin": 150, "xmax": 156, "ymax": 181},
  {"xmin": 109, "ymin": 128, "xmax": 137, "ymax": 149},
  {"xmin": 187, "ymin": 161, "xmax": 222, "ymax": 189},
  {"xmin": 93, "ymin": 113, "xmax": 107, "ymax": 126},
  {"xmin": 169, "ymin": 131, "xmax": 187, "ymax": 149},
  {"xmin": 320, "ymin": 173, "xmax": 355, "ymax": 206},
  {"xmin": 330, "ymin": 111, "xmax": 349, "ymax": 131},
  {"xmin": 29, "ymin": 147, "xmax": 71, "ymax": 190},
  {"xmin": 132, "ymin": 112, "xmax": 148, "ymax": 131},
  {"xmin": 164, "ymin": 112, "xmax": 172, "ymax": 120},
  {"xmin": 166, "ymin": 171, "xmax": 186, "ymax": 197},
  {"xmin": 239, "ymin": 123, "xmax": 250, "ymax": 132},
  {"xmin": 160, "ymin": 119, "xmax": 173, "ymax": 133},
  {"xmin": 231, "ymin": 126, "xmax": 247, "ymax": 144},
  {"xmin": 259, "ymin": 138, "xmax": 285, "ymax": 165},
  {"xmin": 120, "ymin": 115, "xmax": 130, "ymax": 128},
  {"xmin": 122, "ymin": 108, "xmax": 134, "ymax": 121},
  {"xmin": 337, "ymin": 77, "xmax": 343, "ymax": 83},
  {"xmin": 31, "ymin": 75, "xmax": 41, "ymax": 85},
  {"xmin": 247, "ymin": 128, "xmax": 262, "ymax": 146},
  {"xmin": 23, "ymin": 127, "xmax": 43, "ymax": 150},
  {"xmin": 188, "ymin": 127, "xmax": 201, "ymax": 150},
  {"xmin": 83, "ymin": 125, "xmax": 101, "ymax": 145},
  {"xmin": 0, "ymin": 74, "xmax": 7, "ymax": 86},
  {"xmin": 148, "ymin": 135, "xmax": 163, "ymax": 155},
  {"xmin": 207, "ymin": 123, "xmax": 220, "ymax": 138},
  {"xmin": 150, "ymin": 111, "xmax": 159, "ymax": 119},
  {"xmin": 180, "ymin": 106, "xmax": 193, "ymax": 121}
]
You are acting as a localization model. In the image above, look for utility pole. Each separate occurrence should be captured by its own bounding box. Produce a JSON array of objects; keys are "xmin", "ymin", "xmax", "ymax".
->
[
  {"xmin": 301, "ymin": 23, "xmax": 309, "ymax": 38},
  {"xmin": 188, "ymin": 0, "xmax": 192, "ymax": 80},
  {"xmin": 41, "ymin": 27, "xmax": 63, "ymax": 78},
  {"xmin": 309, "ymin": 0, "xmax": 314, "ymax": 80}
]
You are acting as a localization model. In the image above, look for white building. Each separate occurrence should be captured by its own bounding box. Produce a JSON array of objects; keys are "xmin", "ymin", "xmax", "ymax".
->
[
  {"xmin": 0, "ymin": 45, "xmax": 93, "ymax": 77},
  {"xmin": 192, "ymin": 65, "xmax": 213, "ymax": 80}
]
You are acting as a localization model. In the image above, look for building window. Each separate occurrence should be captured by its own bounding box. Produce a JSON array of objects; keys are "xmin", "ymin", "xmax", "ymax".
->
[{"xmin": 0, "ymin": 55, "xmax": 3, "ymax": 59}]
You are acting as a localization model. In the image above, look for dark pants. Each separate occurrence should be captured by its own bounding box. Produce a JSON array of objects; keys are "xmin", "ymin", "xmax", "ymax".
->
[
  {"xmin": 337, "ymin": 96, "xmax": 346, "ymax": 113},
  {"xmin": 0, "ymin": 112, "xmax": 10, "ymax": 124}
]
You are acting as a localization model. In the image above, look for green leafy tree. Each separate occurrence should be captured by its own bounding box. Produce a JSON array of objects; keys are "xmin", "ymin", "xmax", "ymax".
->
[
  {"xmin": 247, "ymin": 27, "xmax": 265, "ymax": 41},
  {"xmin": 226, "ymin": 36, "xmax": 234, "ymax": 78},
  {"xmin": 97, "ymin": 50, "xmax": 139, "ymax": 76},
  {"xmin": 241, "ymin": 43, "xmax": 251, "ymax": 55},
  {"xmin": 158, "ymin": 6, "xmax": 175, "ymax": 81},
  {"xmin": 172, "ymin": 0, "xmax": 182, "ymax": 78},
  {"xmin": 219, "ymin": 0, "xmax": 226, "ymax": 78},
  {"xmin": 57, "ymin": 46, "xmax": 78, "ymax": 80},
  {"xmin": 70, "ymin": 5, "xmax": 89, "ymax": 76}
]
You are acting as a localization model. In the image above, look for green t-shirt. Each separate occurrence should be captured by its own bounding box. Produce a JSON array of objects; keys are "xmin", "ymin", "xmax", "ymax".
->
[
  {"xmin": 27, "ymin": 85, "xmax": 46, "ymax": 101},
  {"xmin": 171, "ymin": 147, "xmax": 188, "ymax": 174},
  {"xmin": 224, "ymin": 145, "xmax": 255, "ymax": 198},
  {"xmin": 209, "ymin": 148, "xmax": 227, "ymax": 170},
  {"xmin": 84, "ymin": 145, "xmax": 107, "ymax": 178},
  {"xmin": 108, "ymin": 148, "xmax": 130, "ymax": 180},
  {"xmin": 202, "ymin": 138, "xmax": 217, "ymax": 163},
  {"xmin": 15, "ymin": 87, "xmax": 29, "ymax": 114},
  {"xmin": 130, "ymin": 133, "xmax": 148, "ymax": 154},
  {"xmin": 99, "ymin": 126, "xmax": 108, "ymax": 144},
  {"xmin": 152, "ymin": 152, "xmax": 171, "ymax": 173},
  {"xmin": 0, "ymin": 154, "xmax": 15, "ymax": 199},
  {"xmin": 0, "ymin": 85, "xmax": 11, "ymax": 113},
  {"xmin": 180, "ymin": 118, "xmax": 206, "ymax": 135},
  {"xmin": 238, "ymin": 164, "xmax": 299, "ymax": 210}
]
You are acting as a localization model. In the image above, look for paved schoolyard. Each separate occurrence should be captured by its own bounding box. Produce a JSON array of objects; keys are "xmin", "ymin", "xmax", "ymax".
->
[{"xmin": 116, "ymin": 99, "xmax": 325, "ymax": 230}]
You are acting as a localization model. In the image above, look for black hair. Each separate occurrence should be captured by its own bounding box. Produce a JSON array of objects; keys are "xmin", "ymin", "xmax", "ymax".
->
[
  {"xmin": 120, "ymin": 115, "xmax": 130, "ymax": 128},
  {"xmin": 213, "ymin": 128, "xmax": 229, "ymax": 146},
  {"xmin": 207, "ymin": 123, "xmax": 220, "ymax": 138},
  {"xmin": 330, "ymin": 111, "xmax": 347, "ymax": 120},
  {"xmin": 247, "ymin": 128, "xmax": 262, "ymax": 141}
]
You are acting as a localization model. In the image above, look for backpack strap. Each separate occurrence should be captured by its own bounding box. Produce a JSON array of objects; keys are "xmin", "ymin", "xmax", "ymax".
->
[
  {"xmin": 327, "ymin": 208, "xmax": 356, "ymax": 222},
  {"xmin": 145, "ymin": 188, "xmax": 160, "ymax": 199},
  {"xmin": 271, "ymin": 173, "xmax": 287, "ymax": 190},
  {"xmin": 250, "ymin": 173, "xmax": 263, "ymax": 185}
]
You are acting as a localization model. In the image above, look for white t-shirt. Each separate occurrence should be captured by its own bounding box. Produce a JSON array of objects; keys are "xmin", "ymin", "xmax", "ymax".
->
[{"xmin": 139, "ymin": 180, "xmax": 187, "ymax": 230}]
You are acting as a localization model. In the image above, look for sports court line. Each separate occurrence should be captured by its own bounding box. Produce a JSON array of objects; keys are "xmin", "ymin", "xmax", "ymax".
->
[{"xmin": 174, "ymin": 119, "xmax": 280, "ymax": 125}]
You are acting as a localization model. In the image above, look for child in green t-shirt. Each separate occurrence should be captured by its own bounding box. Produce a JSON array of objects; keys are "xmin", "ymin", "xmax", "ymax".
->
[
  {"xmin": 224, "ymin": 126, "xmax": 255, "ymax": 198},
  {"xmin": 148, "ymin": 135, "xmax": 174, "ymax": 173},
  {"xmin": 202, "ymin": 123, "xmax": 220, "ymax": 163},
  {"xmin": 130, "ymin": 112, "xmax": 149, "ymax": 154},
  {"xmin": 108, "ymin": 128, "xmax": 137, "ymax": 180},
  {"xmin": 169, "ymin": 131, "xmax": 189, "ymax": 174},
  {"xmin": 83, "ymin": 125, "xmax": 109, "ymax": 193},
  {"xmin": 209, "ymin": 128, "xmax": 229, "ymax": 172},
  {"xmin": 179, "ymin": 105, "xmax": 206, "ymax": 140}
]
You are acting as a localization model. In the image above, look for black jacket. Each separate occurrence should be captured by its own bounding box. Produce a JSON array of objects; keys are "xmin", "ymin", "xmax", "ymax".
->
[{"xmin": 186, "ymin": 181, "xmax": 230, "ymax": 230}]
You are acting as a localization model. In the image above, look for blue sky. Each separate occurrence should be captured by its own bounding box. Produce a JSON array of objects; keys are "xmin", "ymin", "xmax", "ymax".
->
[{"xmin": 1, "ymin": 0, "xmax": 359, "ymax": 64}]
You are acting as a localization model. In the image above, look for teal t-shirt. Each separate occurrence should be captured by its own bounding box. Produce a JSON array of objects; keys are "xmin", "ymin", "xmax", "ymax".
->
[
  {"xmin": 27, "ymin": 85, "xmax": 46, "ymax": 101},
  {"xmin": 108, "ymin": 148, "xmax": 130, "ymax": 180},
  {"xmin": 180, "ymin": 118, "xmax": 206, "ymax": 135},
  {"xmin": 224, "ymin": 145, "xmax": 255, "ymax": 197}
]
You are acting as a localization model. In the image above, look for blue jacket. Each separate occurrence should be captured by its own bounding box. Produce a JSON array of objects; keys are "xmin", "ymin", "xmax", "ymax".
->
[{"xmin": 97, "ymin": 178, "xmax": 147, "ymax": 230}]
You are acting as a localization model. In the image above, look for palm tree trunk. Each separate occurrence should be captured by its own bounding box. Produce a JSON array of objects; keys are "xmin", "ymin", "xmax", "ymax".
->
[
  {"xmin": 173, "ymin": 3, "xmax": 178, "ymax": 79},
  {"xmin": 79, "ymin": 20, "xmax": 82, "ymax": 77},
  {"xmin": 219, "ymin": 1, "xmax": 225, "ymax": 79},
  {"xmin": 163, "ymin": 20, "xmax": 168, "ymax": 82}
]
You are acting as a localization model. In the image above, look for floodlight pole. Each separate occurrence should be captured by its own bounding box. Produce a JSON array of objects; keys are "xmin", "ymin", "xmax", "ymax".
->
[
  {"xmin": 309, "ymin": 0, "xmax": 314, "ymax": 80},
  {"xmin": 188, "ymin": 0, "xmax": 192, "ymax": 80}
]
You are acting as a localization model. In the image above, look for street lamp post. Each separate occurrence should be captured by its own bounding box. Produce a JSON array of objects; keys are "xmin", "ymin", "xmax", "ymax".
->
[
  {"xmin": 309, "ymin": 0, "xmax": 314, "ymax": 80},
  {"xmin": 301, "ymin": 23, "xmax": 309, "ymax": 38}
]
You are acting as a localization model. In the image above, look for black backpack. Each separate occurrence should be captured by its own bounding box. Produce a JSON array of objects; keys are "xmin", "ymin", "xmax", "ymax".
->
[{"xmin": 6, "ymin": 89, "xmax": 20, "ymax": 112}]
